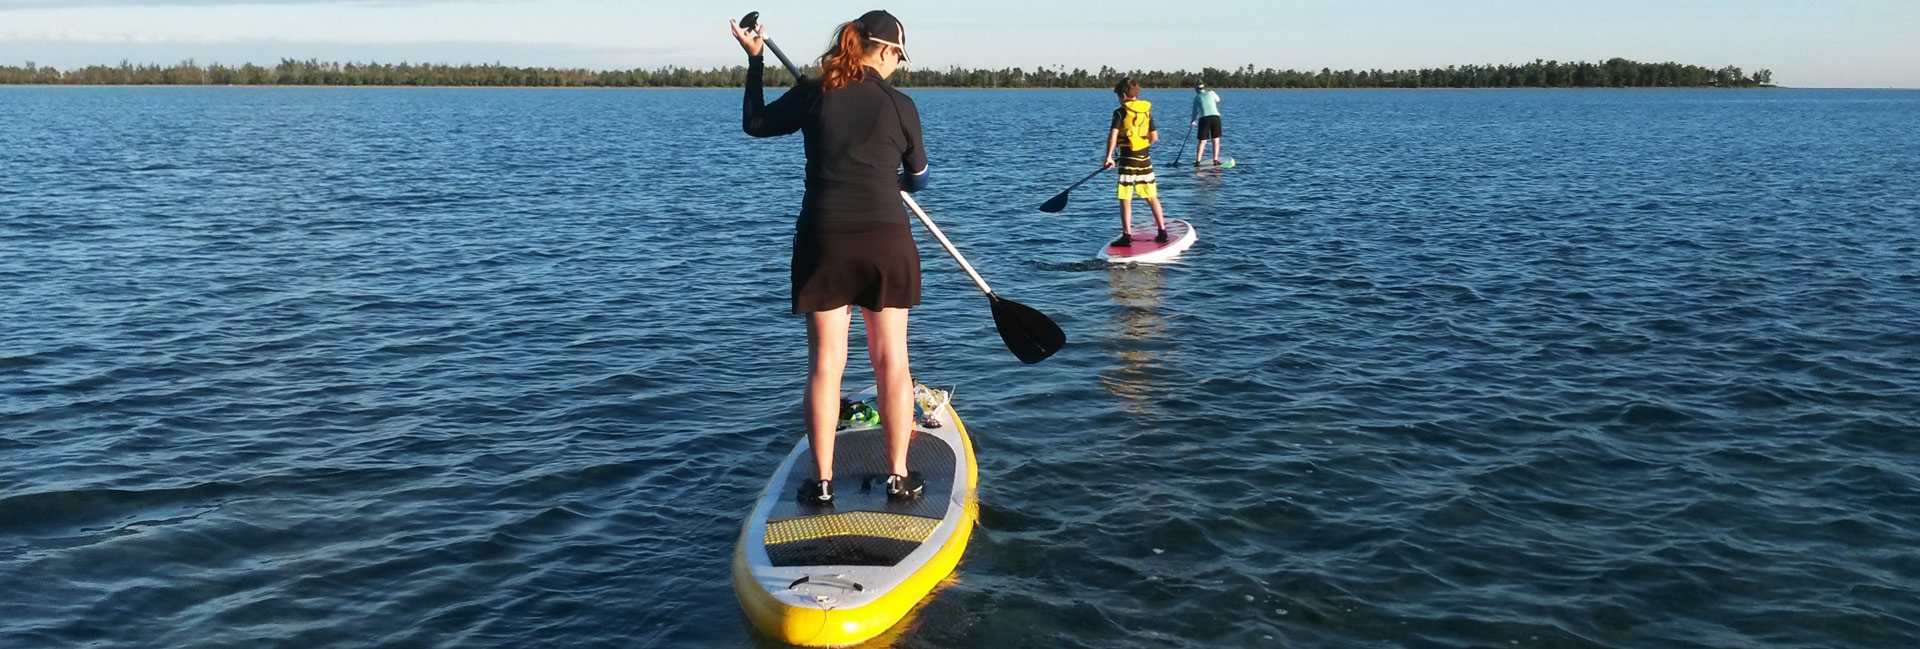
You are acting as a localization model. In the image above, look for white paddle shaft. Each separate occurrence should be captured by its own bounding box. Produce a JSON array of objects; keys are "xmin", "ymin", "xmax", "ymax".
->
[{"xmin": 900, "ymin": 192, "xmax": 995, "ymax": 296}]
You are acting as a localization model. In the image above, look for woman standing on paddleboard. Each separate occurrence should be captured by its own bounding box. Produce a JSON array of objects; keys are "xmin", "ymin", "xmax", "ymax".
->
[{"xmin": 732, "ymin": 11, "xmax": 930, "ymax": 505}]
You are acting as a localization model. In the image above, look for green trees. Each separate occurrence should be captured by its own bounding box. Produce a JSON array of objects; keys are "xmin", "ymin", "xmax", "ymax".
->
[
  {"xmin": 1, "ymin": 58, "xmax": 1772, "ymax": 88},
  {"xmin": 891, "ymin": 59, "xmax": 1771, "ymax": 89}
]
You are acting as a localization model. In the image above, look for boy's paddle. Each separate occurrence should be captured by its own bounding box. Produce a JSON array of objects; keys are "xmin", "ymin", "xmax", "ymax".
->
[
  {"xmin": 1038, "ymin": 166, "xmax": 1108, "ymax": 213},
  {"xmin": 741, "ymin": 11, "xmax": 1065, "ymax": 364}
]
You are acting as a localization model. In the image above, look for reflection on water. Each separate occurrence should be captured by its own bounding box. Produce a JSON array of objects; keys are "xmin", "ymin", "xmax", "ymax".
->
[{"xmin": 1098, "ymin": 264, "xmax": 1171, "ymax": 416}]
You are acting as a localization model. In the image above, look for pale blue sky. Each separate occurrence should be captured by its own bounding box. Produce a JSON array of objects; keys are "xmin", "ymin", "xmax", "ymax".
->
[{"xmin": 1, "ymin": 0, "xmax": 1915, "ymax": 87}]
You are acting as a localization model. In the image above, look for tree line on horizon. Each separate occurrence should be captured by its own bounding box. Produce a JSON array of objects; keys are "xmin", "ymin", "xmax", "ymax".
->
[{"xmin": 0, "ymin": 58, "xmax": 1773, "ymax": 89}]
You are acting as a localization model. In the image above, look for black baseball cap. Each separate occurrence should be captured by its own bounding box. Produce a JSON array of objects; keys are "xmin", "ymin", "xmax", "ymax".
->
[{"xmin": 858, "ymin": 10, "xmax": 910, "ymax": 62}]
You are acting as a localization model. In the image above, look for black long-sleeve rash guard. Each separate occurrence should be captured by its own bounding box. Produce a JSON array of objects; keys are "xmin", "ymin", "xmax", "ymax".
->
[{"xmin": 743, "ymin": 55, "xmax": 929, "ymax": 225}]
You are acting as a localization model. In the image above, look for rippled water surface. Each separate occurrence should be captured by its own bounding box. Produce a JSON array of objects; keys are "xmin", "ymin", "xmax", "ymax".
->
[{"xmin": 3, "ymin": 87, "xmax": 1918, "ymax": 648}]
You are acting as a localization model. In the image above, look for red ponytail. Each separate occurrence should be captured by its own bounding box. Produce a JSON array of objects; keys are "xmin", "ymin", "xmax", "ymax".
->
[{"xmin": 818, "ymin": 21, "xmax": 880, "ymax": 91}]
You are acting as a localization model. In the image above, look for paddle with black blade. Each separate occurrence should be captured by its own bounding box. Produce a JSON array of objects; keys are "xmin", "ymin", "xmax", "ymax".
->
[
  {"xmin": 900, "ymin": 193, "xmax": 1064, "ymax": 363},
  {"xmin": 1038, "ymin": 166, "xmax": 1108, "ymax": 213},
  {"xmin": 740, "ymin": 11, "xmax": 1065, "ymax": 364}
]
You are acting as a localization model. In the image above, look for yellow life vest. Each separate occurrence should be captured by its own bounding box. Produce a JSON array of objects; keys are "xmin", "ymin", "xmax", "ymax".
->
[{"xmin": 1121, "ymin": 100, "xmax": 1152, "ymax": 151}]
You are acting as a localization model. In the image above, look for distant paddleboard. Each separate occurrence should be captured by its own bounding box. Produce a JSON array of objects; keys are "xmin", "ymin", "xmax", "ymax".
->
[
  {"xmin": 1100, "ymin": 218, "xmax": 1196, "ymax": 263},
  {"xmin": 733, "ymin": 384, "xmax": 976, "ymax": 647},
  {"xmin": 1192, "ymin": 158, "xmax": 1236, "ymax": 170}
]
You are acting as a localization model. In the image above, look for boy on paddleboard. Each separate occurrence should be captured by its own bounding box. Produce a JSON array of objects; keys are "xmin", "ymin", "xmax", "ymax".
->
[{"xmin": 1102, "ymin": 77, "xmax": 1168, "ymax": 246}]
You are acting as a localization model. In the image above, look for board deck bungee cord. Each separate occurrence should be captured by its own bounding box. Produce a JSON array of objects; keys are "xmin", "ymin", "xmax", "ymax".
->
[
  {"xmin": 1100, "ymin": 218, "xmax": 1197, "ymax": 263},
  {"xmin": 733, "ymin": 383, "xmax": 977, "ymax": 647}
]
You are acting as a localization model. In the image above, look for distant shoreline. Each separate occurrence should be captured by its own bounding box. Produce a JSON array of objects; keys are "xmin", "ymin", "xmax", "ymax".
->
[
  {"xmin": 0, "ymin": 84, "xmax": 1797, "ymax": 90},
  {"xmin": 2, "ymin": 58, "xmax": 1778, "ymax": 90}
]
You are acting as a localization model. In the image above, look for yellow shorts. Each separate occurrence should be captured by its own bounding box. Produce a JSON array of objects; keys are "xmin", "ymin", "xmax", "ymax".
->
[{"xmin": 1117, "ymin": 182, "xmax": 1158, "ymax": 200}]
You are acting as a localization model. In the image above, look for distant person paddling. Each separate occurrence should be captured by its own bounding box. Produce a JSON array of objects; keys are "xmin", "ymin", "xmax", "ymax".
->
[
  {"xmin": 1191, "ymin": 82, "xmax": 1224, "ymax": 165},
  {"xmin": 1103, "ymin": 77, "xmax": 1168, "ymax": 246},
  {"xmin": 731, "ymin": 10, "xmax": 930, "ymax": 505}
]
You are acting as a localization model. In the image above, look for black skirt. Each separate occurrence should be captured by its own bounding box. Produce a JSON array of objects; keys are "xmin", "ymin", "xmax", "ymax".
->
[{"xmin": 791, "ymin": 219, "xmax": 921, "ymax": 314}]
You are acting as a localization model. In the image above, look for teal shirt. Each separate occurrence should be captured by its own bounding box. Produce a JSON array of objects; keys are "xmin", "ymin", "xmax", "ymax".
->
[{"xmin": 1191, "ymin": 90, "xmax": 1221, "ymax": 120}]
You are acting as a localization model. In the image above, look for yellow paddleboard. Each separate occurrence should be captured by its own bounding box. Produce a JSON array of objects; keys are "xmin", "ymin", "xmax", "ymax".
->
[{"xmin": 733, "ymin": 384, "xmax": 977, "ymax": 647}]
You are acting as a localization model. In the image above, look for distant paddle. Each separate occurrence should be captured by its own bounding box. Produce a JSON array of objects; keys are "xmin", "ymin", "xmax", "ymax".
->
[
  {"xmin": 1038, "ymin": 166, "xmax": 1108, "ymax": 213},
  {"xmin": 743, "ymin": 11, "xmax": 1065, "ymax": 364},
  {"xmin": 1171, "ymin": 120, "xmax": 1194, "ymax": 168}
]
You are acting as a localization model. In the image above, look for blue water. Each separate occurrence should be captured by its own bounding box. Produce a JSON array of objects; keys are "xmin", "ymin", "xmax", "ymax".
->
[{"xmin": 3, "ymin": 87, "xmax": 1918, "ymax": 649}]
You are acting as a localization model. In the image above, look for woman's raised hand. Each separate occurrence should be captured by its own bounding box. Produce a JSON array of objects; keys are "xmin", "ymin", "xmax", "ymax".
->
[{"xmin": 729, "ymin": 20, "xmax": 766, "ymax": 57}]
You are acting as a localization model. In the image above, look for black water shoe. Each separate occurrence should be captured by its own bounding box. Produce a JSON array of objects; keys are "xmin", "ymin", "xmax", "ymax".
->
[
  {"xmin": 1116, "ymin": 233, "xmax": 1133, "ymax": 247},
  {"xmin": 1155, "ymin": 228, "xmax": 1169, "ymax": 243},
  {"xmin": 798, "ymin": 479, "xmax": 834, "ymax": 505},
  {"xmin": 885, "ymin": 472, "xmax": 925, "ymax": 500}
]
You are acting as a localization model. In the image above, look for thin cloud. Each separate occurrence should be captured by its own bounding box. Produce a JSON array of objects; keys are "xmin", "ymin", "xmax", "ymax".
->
[{"xmin": 0, "ymin": 1, "xmax": 495, "ymax": 8}]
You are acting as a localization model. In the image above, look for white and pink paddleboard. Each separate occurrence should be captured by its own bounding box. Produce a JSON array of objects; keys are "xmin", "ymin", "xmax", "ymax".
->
[{"xmin": 1099, "ymin": 219, "xmax": 1197, "ymax": 263}]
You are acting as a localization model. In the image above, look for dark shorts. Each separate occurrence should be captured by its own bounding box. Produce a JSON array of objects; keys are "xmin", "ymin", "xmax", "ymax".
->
[
  {"xmin": 791, "ymin": 219, "xmax": 921, "ymax": 314},
  {"xmin": 1197, "ymin": 115, "xmax": 1222, "ymax": 140}
]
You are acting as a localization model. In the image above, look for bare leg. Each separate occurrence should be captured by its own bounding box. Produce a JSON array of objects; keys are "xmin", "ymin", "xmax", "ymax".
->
[
  {"xmin": 805, "ymin": 306, "xmax": 852, "ymax": 481},
  {"xmin": 1146, "ymin": 196, "xmax": 1168, "ymax": 232},
  {"xmin": 1194, "ymin": 139, "xmax": 1205, "ymax": 164},
  {"xmin": 1119, "ymin": 197, "xmax": 1133, "ymax": 237},
  {"xmin": 1211, "ymin": 137, "xmax": 1223, "ymax": 163},
  {"xmin": 862, "ymin": 307, "xmax": 913, "ymax": 477}
]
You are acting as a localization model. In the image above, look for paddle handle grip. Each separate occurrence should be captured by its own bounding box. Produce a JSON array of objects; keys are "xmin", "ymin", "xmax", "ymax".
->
[
  {"xmin": 900, "ymin": 192, "xmax": 995, "ymax": 297},
  {"xmin": 739, "ymin": 13, "xmax": 802, "ymax": 79}
]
